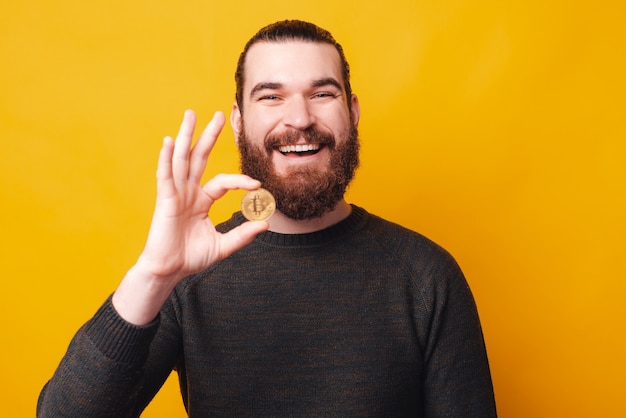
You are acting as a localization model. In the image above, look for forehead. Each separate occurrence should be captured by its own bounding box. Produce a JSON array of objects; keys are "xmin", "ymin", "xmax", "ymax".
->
[{"xmin": 243, "ymin": 41, "xmax": 343, "ymax": 92}]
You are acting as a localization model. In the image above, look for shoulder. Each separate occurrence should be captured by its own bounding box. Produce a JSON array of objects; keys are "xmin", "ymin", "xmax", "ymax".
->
[
  {"xmin": 362, "ymin": 210, "xmax": 458, "ymax": 269},
  {"xmin": 361, "ymin": 209, "xmax": 478, "ymax": 321},
  {"xmin": 357, "ymin": 208, "xmax": 468, "ymax": 296}
]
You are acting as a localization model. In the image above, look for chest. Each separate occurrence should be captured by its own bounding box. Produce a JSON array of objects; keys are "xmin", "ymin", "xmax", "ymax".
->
[{"xmin": 177, "ymin": 257, "xmax": 423, "ymax": 415}]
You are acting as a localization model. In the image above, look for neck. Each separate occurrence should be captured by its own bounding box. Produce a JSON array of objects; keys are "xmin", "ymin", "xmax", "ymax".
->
[{"xmin": 267, "ymin": 200, "xmax": 352, "ymax": 234}]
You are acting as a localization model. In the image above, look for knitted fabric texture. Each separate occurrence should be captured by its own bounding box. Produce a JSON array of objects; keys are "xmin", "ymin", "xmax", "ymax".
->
[{"xmin": 38, "ymin": 206, "xmax": 496, "ymax": 417}]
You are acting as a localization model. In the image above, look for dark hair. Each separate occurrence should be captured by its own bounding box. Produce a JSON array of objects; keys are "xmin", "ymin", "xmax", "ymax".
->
[{"xmin": 234, "ymin": 20, "xmax": 352, "ymax": 111}]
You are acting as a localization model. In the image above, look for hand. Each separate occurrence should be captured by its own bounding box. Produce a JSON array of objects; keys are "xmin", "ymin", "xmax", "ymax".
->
[{"xmin": 113, "ymin": 110, "xmax": 268, "ymax": 325}]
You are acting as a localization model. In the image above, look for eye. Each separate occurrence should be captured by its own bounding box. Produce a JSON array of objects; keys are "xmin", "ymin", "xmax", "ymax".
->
[
  {"xmin": 312, "ymin": 92, "xmax": 336, "ymax": 99},
  {"xmin": 258, "ymin": 95, "xmax": 280, "ymax": 101}
]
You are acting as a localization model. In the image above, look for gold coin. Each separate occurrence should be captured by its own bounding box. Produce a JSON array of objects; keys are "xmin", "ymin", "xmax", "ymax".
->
[{"xmin": 241, "ymin": 188, "xmax": 276, "ymax": 221}]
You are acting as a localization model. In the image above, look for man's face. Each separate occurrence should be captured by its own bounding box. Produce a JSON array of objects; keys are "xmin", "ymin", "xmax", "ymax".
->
[{"xmin": 231, "ymin": 41, "xmax": 361, "ymax": 220}]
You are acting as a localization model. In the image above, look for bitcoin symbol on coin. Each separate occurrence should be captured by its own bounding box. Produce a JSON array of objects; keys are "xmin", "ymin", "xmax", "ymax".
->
[{"xmin": 241, "ymin": 188, "xmax": 276, "ymax": 221}]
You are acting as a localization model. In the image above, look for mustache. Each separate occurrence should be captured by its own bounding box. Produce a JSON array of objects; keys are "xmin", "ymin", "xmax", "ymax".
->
[{"xmin": 264, "ymin": 128, "xmax": 336, "ymax": 153}]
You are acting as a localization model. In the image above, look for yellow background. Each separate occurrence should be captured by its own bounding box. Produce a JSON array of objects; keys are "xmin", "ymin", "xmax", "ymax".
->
[{"xmin": 1, "ymin": 1, "xmax": 624, "ymax": 416}]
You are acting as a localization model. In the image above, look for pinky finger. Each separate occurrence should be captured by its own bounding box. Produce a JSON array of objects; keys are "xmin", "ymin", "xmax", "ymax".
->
[{"xmin": 156, "ymin": 136, "xmax": 176, "ymax": 198}]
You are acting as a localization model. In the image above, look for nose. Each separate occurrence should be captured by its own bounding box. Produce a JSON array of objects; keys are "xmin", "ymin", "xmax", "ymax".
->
[{"xmin": 282, "ymin": 96, "xmax": 315, "ymax": 130}]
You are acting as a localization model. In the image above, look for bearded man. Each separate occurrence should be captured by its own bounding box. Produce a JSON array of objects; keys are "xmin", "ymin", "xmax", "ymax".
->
[{"xmin": 38, "ymin": 20, "xmax": 497, "ymax": 417}]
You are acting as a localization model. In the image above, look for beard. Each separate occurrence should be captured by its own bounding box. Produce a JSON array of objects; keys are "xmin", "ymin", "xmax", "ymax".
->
[{"xmin": 238, "ymin": 122, "xmax": 359, "ymax": 221}]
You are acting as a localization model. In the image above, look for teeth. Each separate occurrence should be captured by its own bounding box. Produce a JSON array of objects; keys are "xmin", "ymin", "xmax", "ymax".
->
[{"xmin": 278, "ymin": 143, "xmax": 321, "ymax": 153}]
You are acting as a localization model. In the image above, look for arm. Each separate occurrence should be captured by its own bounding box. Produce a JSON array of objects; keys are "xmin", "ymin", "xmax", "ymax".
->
[
  {"xmin": 421, "ymin": 260, "xmax": 497, "ymax": 417},
  {"xmin": 38, "ymin": 110, "xmax": 268, "ymax": 417}
]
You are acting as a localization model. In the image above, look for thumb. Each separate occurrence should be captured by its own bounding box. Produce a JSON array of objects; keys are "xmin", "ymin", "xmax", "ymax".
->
[{"xmin": 217, "ymin": 221, "xmax": 269, "ymax": 260}]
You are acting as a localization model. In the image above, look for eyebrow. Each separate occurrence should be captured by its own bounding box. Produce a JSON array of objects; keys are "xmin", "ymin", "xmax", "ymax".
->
[
  {"xmin": 249, "ymin": 78, "xmax": 344, "ymax": 99},
  {"xmin": 249, "ymin": 82, "xmax": 283, "ymax": 98},
  {"xmin": 311, "ymin": 77, "xmax": 343, "ymax": 91}
]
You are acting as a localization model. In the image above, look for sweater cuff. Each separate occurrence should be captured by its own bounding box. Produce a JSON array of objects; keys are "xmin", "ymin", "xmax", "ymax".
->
[{"xmin": 83, "ymin": 295, "xmax": 160, "ymax": 366}]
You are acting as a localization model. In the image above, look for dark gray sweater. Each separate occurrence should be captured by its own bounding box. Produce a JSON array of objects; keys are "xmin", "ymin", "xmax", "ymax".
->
[{"xmin": 38, "ymin": 206, "xmax": 496, "ymax": 417}]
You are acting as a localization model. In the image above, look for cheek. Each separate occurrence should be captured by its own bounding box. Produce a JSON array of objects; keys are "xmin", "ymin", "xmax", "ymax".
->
[
  {"xmin": 247, "ymin": 106, "xmax": 284, "ymax": 128},
  {"xmin": 244, "ymin": 116, "xmax": 278, "ymax": 143},
  {"xmin": 318, "ymin": 106, "xmax": 352, "ymax": 132}
]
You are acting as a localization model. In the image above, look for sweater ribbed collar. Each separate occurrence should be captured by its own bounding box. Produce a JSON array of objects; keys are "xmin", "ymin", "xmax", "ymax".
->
[{"xmin": 226, "ymin": 204, "xmax": 369, "ymax": 248}]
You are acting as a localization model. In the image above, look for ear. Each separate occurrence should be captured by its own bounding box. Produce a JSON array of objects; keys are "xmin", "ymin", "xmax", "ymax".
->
[
  {"xmin": 350, "ymin": 94, "xmax": 361, "ymax": 127},
  {"xmin": 230, "ymin": 102, "xmax": 242, "ymax": 144}
]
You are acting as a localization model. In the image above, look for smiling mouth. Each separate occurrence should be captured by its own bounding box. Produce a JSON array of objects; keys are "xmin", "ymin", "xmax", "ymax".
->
[{"xmin": 278, "ymin": 143, "xmax": 323, "ymax": 156}]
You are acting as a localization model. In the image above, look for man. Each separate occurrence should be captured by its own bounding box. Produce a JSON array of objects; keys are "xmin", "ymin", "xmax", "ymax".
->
[{"xmin": 38, "ymin": 20, "xmax": 497, "ymax": 417}]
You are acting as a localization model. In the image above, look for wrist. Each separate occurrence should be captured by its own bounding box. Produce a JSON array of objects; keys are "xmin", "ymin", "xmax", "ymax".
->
[{"xmin": 112, "ymin": 264, "xmax": 179, "ymax": 326}]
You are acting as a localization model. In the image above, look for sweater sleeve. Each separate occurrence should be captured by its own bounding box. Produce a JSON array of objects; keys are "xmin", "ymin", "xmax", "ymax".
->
[
  {"xmin": 37, "ymin": 296, "xmax": 180, "ymax": 417},
  {"xmin": 368, "ymin": 214, "xmax": 497, "ymax": 417},
  {"xmin": 418, "ymin": 253, "xmax": 497, "ymax": 417}
]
